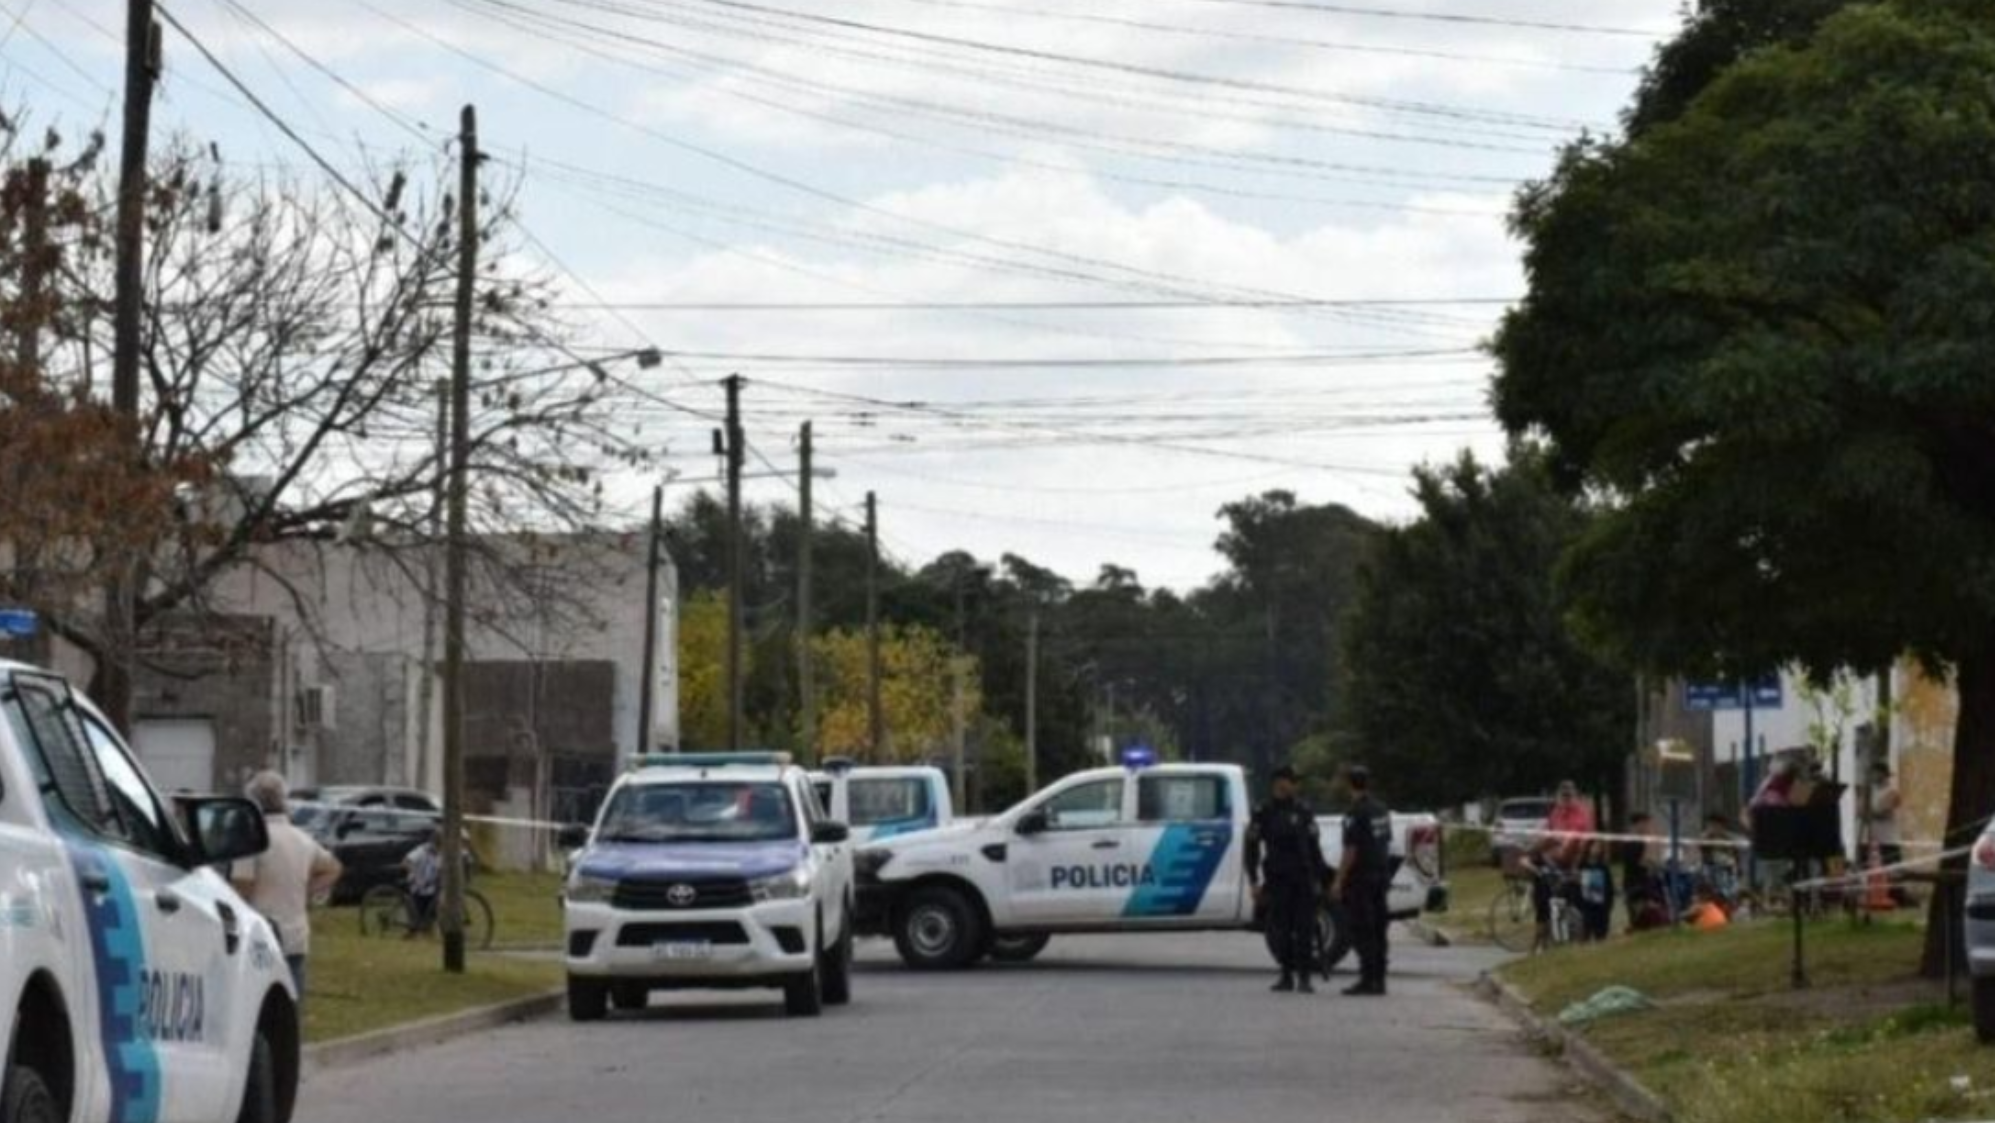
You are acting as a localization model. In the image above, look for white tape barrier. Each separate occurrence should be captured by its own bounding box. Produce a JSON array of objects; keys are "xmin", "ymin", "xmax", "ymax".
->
[
  {"xmin": 1443, "ymin": 820, "xmax": 1753, "ymax": 851},
  {"xmin": 1789, "ymin": 843, "xmax": 1978, "ymax": 893},
  {"xmin": 464, "ymin": 813, "xmax": 573, "ymax": 834}
]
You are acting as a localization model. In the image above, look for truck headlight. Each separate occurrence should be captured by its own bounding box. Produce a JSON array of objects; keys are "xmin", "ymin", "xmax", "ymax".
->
[
  {"xmin": 855, "ymin": 850, "xmax": 894, "ymax": 880},
  {"xmin": 566, "ymin": 873, "xmax": 617, "ymax": 904},
  {"xmin": 750, "ymin": 866, "xmax": 814, "ymax": 902}
]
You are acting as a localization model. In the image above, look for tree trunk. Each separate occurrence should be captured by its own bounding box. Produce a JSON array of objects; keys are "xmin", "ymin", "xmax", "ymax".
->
[{"xmin": 1921, "ymin": 655, "xmax": 1995, "ymax": 977}]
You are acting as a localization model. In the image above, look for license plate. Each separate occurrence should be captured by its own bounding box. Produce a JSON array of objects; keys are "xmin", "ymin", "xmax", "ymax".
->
[{"xmin": 653, "ymin": 942, "xmax": 711, "ymax": 961}]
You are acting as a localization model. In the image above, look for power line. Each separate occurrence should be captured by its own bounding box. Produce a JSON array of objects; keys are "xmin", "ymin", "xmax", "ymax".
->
[
  {"xmin": 1158, "ymin": 0, "xmax": 1664, "ymax": 38},
  {"xmin": 531, "ymin": 298, "xmax": 1517, "ymax": 311},
  {"xmin": 597, "ymin": 346, "xmax": 1480, "ymax": 368}
]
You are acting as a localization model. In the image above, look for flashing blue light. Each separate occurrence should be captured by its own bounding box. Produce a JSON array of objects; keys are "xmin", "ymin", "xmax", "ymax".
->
[
  {"xmin": 1119, "ymin": 745, "xmax": 1158, "ymax": 769},
  {"xmin": 632, "ymin": 751, "xmax": 791, "ymax": 770},
  {"xmin": 0, "ymin": 609, "xmax": 37, "ymax": 639}
]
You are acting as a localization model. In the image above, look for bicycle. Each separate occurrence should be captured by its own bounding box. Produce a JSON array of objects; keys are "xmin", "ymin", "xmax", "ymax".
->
[
  {"xmin": 1487, "ymin": 866, "xmax": 1578, "ymax": 953},
  {"xmin": 358, "ymin": 879, "xmax": 495, "ymax": 950}
]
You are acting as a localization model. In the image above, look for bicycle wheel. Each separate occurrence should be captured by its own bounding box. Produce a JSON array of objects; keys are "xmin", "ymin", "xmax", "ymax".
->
[
  {"xmin": 359, "ymin": 885, "xmax": 412, "ymax": 937},
  {"xmin": 1487, "ymin": 880, "xmax": 1536, "ymax": 953},
  {"xmin": 462, "ymin": 889, "xmax": 495, "ymax": 951}
]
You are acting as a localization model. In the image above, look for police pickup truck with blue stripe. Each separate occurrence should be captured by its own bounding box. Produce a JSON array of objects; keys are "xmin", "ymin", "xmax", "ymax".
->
[
  {"xmin": 559, "ymin": 753, "xmax": 855, "ymax": 1020},
  {"xmin": 1, "ymin": 661, "xmax": 299, "ymax": 1123},
  {"xmin": 853, "ymin": 761, "xmax": 1446, "ymax": 969}
]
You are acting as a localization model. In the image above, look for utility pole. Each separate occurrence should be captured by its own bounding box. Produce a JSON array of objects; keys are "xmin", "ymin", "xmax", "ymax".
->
[
  {"xmin": 439, "ymin": 105, "xmax": 479, "ymax": 976},
  {"xmin": 723, "ymin": 375, "xmax": 745, "ymax": 751},
  {"xmin": 865, "ymin": 491, "xmax": 883, "ymax": 761},
  {"xmin": 636, "ymin": 484, "xmax": 665, "ymax": 759},
  {"xmin": 16, "ymin": 158, "xmax": 50, "ymax": 371},
  {"xmin": 951, "ymin": 578, "xmax": 967, "ymax": 812},
  {"xmin": 412, "ymin": 379, "xmax": 446, "ymax": 793},
  {"xmin": 797, "ymin": 422, "xmax": 816, "ymax": 763},
  {"xmin": 1025, "ymin": 608, "xmax": 1039, "ymax": 793},
  {"xmin": 106, "ymin": 0, "xmax": 158, "ymax": 735}
]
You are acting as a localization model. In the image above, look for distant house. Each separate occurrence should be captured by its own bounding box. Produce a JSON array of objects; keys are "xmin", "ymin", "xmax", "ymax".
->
[
  {"xmin": 1630, "ymin": 663, "xmax": 1951, "ymax": 855},
  {"xmin": 102, "ymin": 532, "xmax": 676, "ymax": 863}
]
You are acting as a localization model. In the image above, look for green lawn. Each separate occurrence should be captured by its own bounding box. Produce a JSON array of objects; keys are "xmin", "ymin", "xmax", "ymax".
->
[
  {"xmin": 1499, "ymin": 917, "xmax": 1995, "ymax": 1123},
  {"xmin": 301, "ymin": 870, "xmax": 567, "ymax": 1043}
]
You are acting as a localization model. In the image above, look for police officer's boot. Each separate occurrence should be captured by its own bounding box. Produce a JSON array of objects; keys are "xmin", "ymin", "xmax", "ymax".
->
[
  {"xmin": 1297, "ymin": 974, "xmax": 1315, "ymax": 995},
  {"xmin": 1271, "ymin": 971, "xmax": 1295, "ymax": 993}
]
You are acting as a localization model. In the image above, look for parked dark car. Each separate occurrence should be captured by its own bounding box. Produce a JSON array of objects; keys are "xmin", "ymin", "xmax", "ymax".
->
[
  {"xmin": 292, "ymin": 784, "xmax": 442, "ymax": 814},
  {"xmin": 296, "ymin": 803, "xmax": 440, "ymax": 905}
]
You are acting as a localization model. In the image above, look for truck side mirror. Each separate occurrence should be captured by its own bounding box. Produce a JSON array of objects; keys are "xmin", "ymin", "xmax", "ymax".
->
[
  {"xmin": 181, "ymin": 797, "xmax": 270, "ymax": 866},
  {"xmin": 812, "ymin": 822, "xmax": 850, "ymax": 845},
  {"xmin": 557, "ymin": 824, "xmax": 590, "ymax": 850},
  {"xmin": 1016, "ymin": 809, "xmax": 1049, "ymax": 837}
]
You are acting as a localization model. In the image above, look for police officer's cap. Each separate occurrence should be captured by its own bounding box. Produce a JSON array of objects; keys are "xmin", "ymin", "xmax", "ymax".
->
[
  {"xmin": 1270, "ymin": 765, "xmax": 1301, "ymax": 783},
  {"xmin": 1345, "ymin": 765, "xmax": 1372, "ymax": 787}
]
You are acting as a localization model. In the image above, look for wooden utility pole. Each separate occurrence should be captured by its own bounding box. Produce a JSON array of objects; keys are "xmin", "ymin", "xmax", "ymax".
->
[
  {"xmin": 105, "ymin": 0, "xmax": 158, "ymax": 734},
  {"xmin": 951, "ymin": 579, "xmax": 967, "ymax": 812},
  {"xmin": 16, "ymin": 159, "xmax": 51, "ymax": 371},
  {"xmin": 723, "ymin": 374, "xmax": 745, "ymax": 751},
  {"xmin": 412, "ymin": 379, "xmax": 447, "ymax": 792},
  {"xmin": 797, "ymin": 422, "xmax": 816, "ymax": 763},
  {"xmin": 1025, "ymin": 608, "xmax": 1039, "ymax": 793},
  {"xmin": 636, "ymin": 483, "xmax": 665, "ymax": 758},
  {"xmin": 865, "ymin": 491, "xmax": 883, "ymax": 760},
  {"xmin": 440, "ymin": 105, "xmax": 479, "ymax": 976}
]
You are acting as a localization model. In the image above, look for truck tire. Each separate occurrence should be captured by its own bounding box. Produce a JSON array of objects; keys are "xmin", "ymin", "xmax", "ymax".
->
[
  {"xmin": 784, "ymin": 960, "xmax": 824, "ymax": 1018},
  {"xmin": 989, "ymin": 934, "xmax": 1051, "ymax": 963},
  {"xmin": 893, "ymin": 886, "xmax": 985, "ymax": 970},
  {"xmin": 1261, "ymin": 905, "xmax": 1338, "ymax": 976},
  {"xmin": 1975, "ymin": 977, "xmax": 1995, "ymax": 1044},
  {"xmin": 610, "ymin": 983, "xmax": 649, "ymax": 1012},
  {"xmin": 234, "ymin": 1030, "xmax": 277, "ymax": 1123},
  {"xmin": 2, "ymin": 1063, "xmax": 61, "ymax": 1123},
  {"xmin": 567, "ymin": 977, "xmax": 608, "ymax": 1022},
  {"xmin": 822, "ymin": 908, "xmax": 854, "ymax": 1007}
]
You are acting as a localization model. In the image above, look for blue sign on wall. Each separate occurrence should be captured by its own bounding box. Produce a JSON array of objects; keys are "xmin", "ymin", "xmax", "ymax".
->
[
  {"xmin": 1684, "ymin": 674, "xmax": 1783, "ymax": 711},
  {"xmin": 0, "ymin": 609, "xmax": 38, "ymax": 639}
]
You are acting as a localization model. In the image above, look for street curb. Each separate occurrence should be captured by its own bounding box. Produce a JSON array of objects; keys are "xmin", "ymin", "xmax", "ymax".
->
[
  {"xmin": 1475, "ymin": 972, "xmax": 1671, "ymax": 1123},
  {"xmin": 303, "ymin": 990, "xmax": 565, "ymax": 1075}
]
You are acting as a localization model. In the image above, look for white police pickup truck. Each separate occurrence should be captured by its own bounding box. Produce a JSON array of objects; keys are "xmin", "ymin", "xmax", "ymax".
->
[
  {"xmin": 0, "ymin": 661, "xmax": 299, "ymax": 1123},
  {"xmin": 560, "ymin": 753, "xmax": 855, "ymax": 1020},
  {"xmin": 808, "ymin": 760, "xmax": 954, "ymax": 845},
  {"xmin": 854, "ymin": 761, "xmax": 1446, "ymax": 969}
]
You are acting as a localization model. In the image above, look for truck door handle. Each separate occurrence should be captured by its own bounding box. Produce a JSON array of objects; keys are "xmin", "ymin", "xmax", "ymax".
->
[
  {"xmin": 79, "ymin": 870, "xmax": 111, "ymax": 895},
  {"xmin": 154, "ymin": 889, "xmax": 183, "ymax": 915},
  {"xmin": 1091, "ymin": 839, "xmax": 1121, "ymax": 851}
]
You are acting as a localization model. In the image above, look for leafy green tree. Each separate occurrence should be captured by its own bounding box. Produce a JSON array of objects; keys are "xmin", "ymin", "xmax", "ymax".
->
[
  {"xmin": 1492, "ymin": 0, "xmax": 1995, "ymax": 972},
  {"xmin": 1342, "ymin": 452, "xmax": 1633, "ymax": 811}
]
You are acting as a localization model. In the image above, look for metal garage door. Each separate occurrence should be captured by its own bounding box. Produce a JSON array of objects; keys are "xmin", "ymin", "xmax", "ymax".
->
[{"xmin": 133, "ymin": 718, "xmax": 218, "ymax": 794}]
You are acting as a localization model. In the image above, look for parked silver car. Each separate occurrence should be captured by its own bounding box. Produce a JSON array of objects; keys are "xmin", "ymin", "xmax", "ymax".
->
[{"xmin": 1968, "ymin": 827, "xmax": 1995, "ymax": 1040}]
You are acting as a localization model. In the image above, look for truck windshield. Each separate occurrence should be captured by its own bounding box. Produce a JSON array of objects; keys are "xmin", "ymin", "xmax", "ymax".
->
[
  {"xmin": 849, "ymin": 777, "xmax": 930, "ymax": 825},
  {"xmin": 598, "ymin": 782, "xmax": 798, "ymax": 843}
]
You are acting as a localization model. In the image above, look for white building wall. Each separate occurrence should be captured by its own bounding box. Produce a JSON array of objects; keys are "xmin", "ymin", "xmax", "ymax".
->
[{"xmin": 207, "ymin": 534, "xmax": 679, "ymax": 781}]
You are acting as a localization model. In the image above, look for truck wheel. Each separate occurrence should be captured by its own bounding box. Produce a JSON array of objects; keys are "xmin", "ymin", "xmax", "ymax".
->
[
  {"xmin": 822, "ymin": 908, "xmax": 854, "ymax": 1007},
  {"xmin": 989, "ymin": 934, "xmax": 1051, "ymax": 963},
  {"xmin": 233, "ymin": 1030, "xmax": 276, "ymax": 1123},
  {"xmin": 784, "ymin": 961, "xmax": 824, "ymax": 1018},
  {"xmin": 2, "ymin": 1063, "xmax": 61, "ymax": 1123},
  {"xmin": 610, "ymin": 983, "xmax": 648, "ymax": 1012},
  {"xmin": 1975, "ymin": 977, "xmax": 1995, "ymax": 1044},
  {"xmin": 567, "ymin": 978, "xmax": 608, "ymax": 1022},
  {"xmin": 894, "ymin": 886, "xmax": 985, "ymax": 970}
]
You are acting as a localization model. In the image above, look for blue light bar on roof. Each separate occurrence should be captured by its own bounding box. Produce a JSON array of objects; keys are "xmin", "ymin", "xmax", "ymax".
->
[
  {"xmin": 632, "ymin": 751, "xmax": 792, "ymax": 770},
  {"xmin": 1119, "ymin": 745, "xmax": 1158, "ymax": 769}
]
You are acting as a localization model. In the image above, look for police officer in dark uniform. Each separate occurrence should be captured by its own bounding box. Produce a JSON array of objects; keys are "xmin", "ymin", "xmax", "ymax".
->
[
  {"xmin": 1246, "ymin": 765, "xmax": 1326, "ymax": 994},
  {"xmin": 1334, "ymin": 764, "xmax": 1393, "ymax": 997}
]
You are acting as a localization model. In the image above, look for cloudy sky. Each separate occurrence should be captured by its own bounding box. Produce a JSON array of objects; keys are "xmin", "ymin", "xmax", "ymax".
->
[{"xmin": 5, "ymin": 0, "xmax": 1682, "ymax": 589}]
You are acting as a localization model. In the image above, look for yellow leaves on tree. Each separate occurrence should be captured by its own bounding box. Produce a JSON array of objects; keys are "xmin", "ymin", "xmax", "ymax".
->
[
  {"xmin": 676, "ymin": 589, "xmax": 739, "ymax": 750},
  {"xmin": 812, "ymin": 624, "xmax": 980, "ymax": 763}
]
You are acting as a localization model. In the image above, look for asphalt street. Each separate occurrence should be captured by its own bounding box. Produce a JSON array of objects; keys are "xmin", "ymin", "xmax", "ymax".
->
[{"xmin": 295, "ymin": 930, "xmax": 1601, "ymax": 1123}]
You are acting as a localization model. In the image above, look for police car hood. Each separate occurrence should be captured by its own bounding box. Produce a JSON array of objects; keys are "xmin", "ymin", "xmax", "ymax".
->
[
  {"xmin": 860, "ymin": 817, "xmax": 986, "ymax": 854},
  {"xmin": 578, "ymin": 839, "xmax": 807, "ymax": 881}
]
